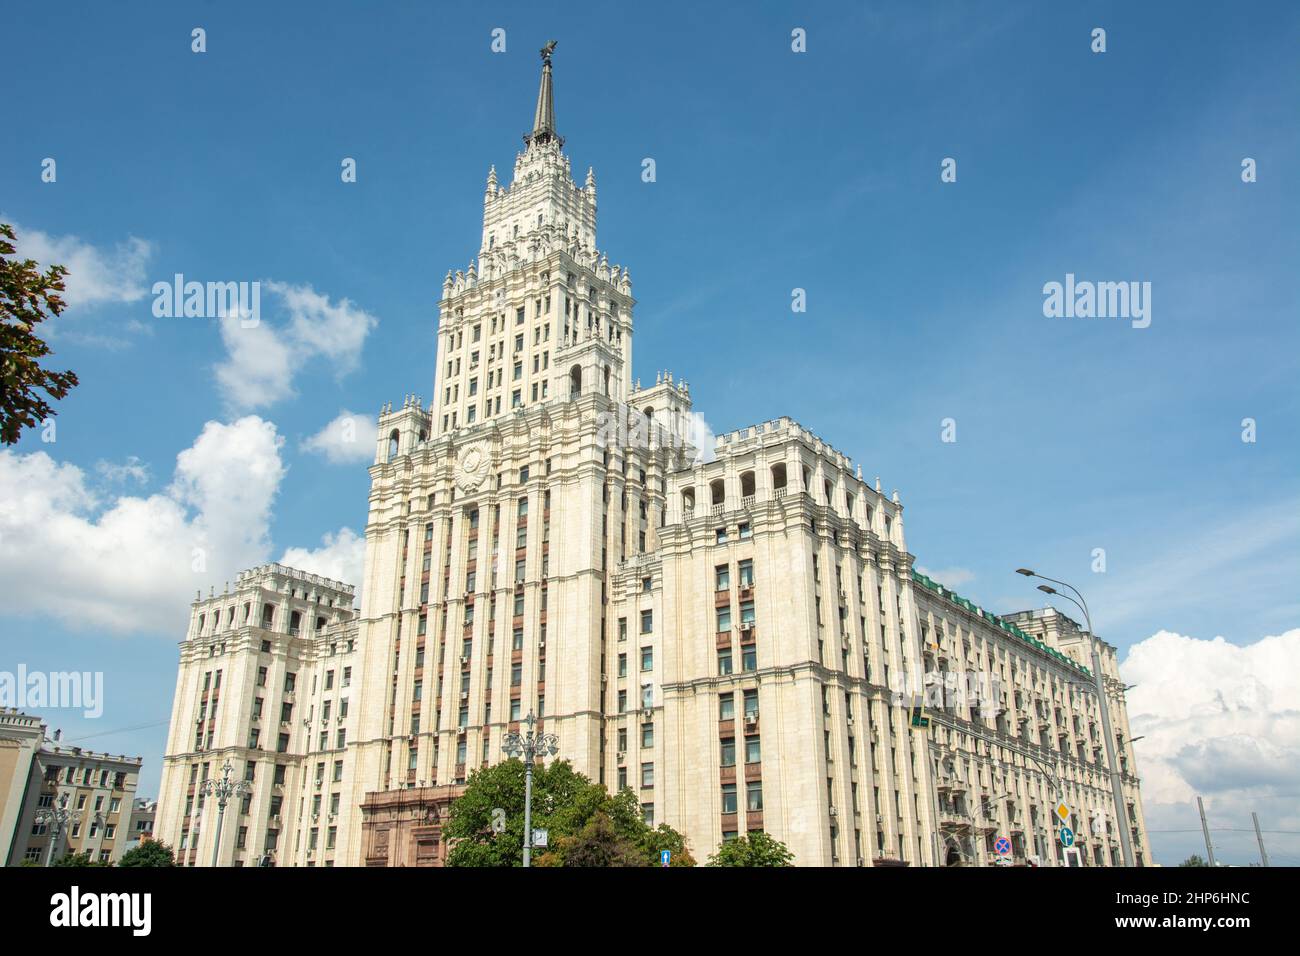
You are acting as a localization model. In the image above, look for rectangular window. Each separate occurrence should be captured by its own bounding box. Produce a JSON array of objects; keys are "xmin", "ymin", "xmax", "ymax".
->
[
  {"xmin": 740, "ymin": 600, "xmax": 756, "ymax": 625},
  {"xmin": 738, "ymin": 559, "xmax": 754, "ymax": 587},
  {"xmin": 717, "ymin": 648, "xmax": 733, "ymax": 675},
  {"xmin": 640, "ymin": 647, "xmax": 653, "ymax": 671},
  {"xmin": 640, "ymin": 610, "xmax": 653, "ymax": 634},
  {"xmin": 641, "ymin": 723, "xmax": 654, "ymax": 748},
  {"xmin": 641, "ymin": 762, "xmax": 654, "ymax": 789},
  {"xmin": 722, "ymin": 783, "xmax": 738, "ymax": 814},
  {"xmin": 746, "ymin": 737, "xmax": 762, "ymax": 764},
  {"xmin": 721, "ymin": 738, "xmax": 736, "ymax": 767},
  {"xmin": 719, "ymin": 693, "xmax": 735, "ymax": 721},
  {"xmin": 716, "ymin": 606, "xmax": 732, "ymax": 631},
  {"xmin": 746, "ymin": 781, "xmax": 764, "ymax": 811},
  {"xmin": 715, "ymin": 565, "xmax": 730, "ymax": 591}
]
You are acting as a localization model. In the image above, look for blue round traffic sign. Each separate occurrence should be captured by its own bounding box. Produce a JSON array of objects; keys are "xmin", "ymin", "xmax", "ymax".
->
[
  {"xmin": 1059, "ymin": 826, "xmax": 1074, "ymax": 847},
  {"xmin": 994, "ymin": 836, "xmax": 1011, "ymax": 855}
]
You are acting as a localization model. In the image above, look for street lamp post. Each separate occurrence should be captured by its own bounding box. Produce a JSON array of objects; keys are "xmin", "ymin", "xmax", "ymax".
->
[
  {"xmin": 501, "ymin": 711, "xmax": 558, "ymax": 867},
  {"xmin": 1016, "ymin": 568, "xmax": 1136, "ymax": 867},
  {"xmin": 198, "ymin": 759, "xmax": 251, "ymax": 868},
  {"xmin": 35, "ymin": 793, "xmax": 82, "ymax": 866}
]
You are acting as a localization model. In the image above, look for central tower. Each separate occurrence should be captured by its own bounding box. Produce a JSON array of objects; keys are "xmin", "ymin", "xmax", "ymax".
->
[{"xmin": 430, "ymin": 43, "xmax": 634, "ymax": 439}]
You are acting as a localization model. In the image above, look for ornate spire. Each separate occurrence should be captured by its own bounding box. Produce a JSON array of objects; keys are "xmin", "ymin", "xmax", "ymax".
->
[{"xmin": 525, "ymin": 40, "xmax": 563, "ymax": 148}]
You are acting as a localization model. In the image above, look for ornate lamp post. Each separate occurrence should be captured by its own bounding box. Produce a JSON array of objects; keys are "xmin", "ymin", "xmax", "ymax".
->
[
  {"xmin": 35, "ymin": 793, "xmax": 82, "ymax": 866},
  {"xmin": 198, "ymin": 760, "xmax": 251, "ymax": 867},
  {"xmin": 501, "ymin": 712, "xmax": 558, "ymax": 867}
]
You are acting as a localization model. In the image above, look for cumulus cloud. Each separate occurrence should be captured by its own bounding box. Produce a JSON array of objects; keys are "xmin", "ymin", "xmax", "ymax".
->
[
  {"xmin": 7, "ymin": 221, "xmax": 154, "ymax": 310},
  {"xmin": 0, "ymin": 417, "xmax": 285, "ymax": 634},
  {"xmin": 1122, "ymin": 628, "xmax": 1300, "ymax": 864},
  {"xmin": 215, "ymin": 282, "xmax": 378, "ymax": 411},
  {"xmin": 686, "ymin": 411, "xmax": 717, "ymax": 465},
  {"xmin": 280, "ymin": 527, "xmax": 366, "ymax": 594},
  {"xmin": 95, "ymin": 456, "xmax": 150, "ymax": 484},
  {"xmin": 301, "ymin": 410, "xmax": 378, "ymax": 464}
]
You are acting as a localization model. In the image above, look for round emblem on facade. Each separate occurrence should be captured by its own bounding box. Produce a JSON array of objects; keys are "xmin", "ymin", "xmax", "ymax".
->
[{"xmin": 454, "ymin": 441, "xmax": 491, "ymax": 491}]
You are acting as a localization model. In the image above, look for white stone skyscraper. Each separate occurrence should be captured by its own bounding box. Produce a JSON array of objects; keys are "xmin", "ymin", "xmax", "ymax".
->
[{"xmin": 157, "ymin": 45, "xmax": 1150, "ymax": 868}]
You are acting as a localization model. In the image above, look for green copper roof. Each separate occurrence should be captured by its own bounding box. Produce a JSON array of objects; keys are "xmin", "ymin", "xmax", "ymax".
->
[{"xmin": 910, "ymin": 569, "xmax": 1091, "ymax": 678}]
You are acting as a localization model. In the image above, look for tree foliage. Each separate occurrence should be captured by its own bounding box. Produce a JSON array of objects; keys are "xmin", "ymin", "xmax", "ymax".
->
[
  {"xmin": 444, "ymin": 759, "xmax": 694, "ymax": 867},
  {"xmin": 1178, "ymin": 853, "xmax": 1209, "ymax": 867},
  {"xmin": 50, "ymin": 850, "xmax": 110, "ymax": 867},
  {"xmin": 118, "ymin": 840, "xmax": 177, "ymax": 867},
  {"xmin": 0, "ymin": 223, "xmax": 79, "ymax": 445},
  {"xmin": 707, "ymin": 831, "xmax": 795, "ymax": 867}
]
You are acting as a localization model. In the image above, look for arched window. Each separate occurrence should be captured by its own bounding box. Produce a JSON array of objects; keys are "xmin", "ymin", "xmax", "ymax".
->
[
  {"xmin": 603, "ymin": 365, "xmax": 611, "ymax": 397},
  {"xmin": 771, "ymin": 462, "xmax": 787, "ymax": 491},
  {"xmin": 682, "ymin": 488, "xmax": 696, "ymax": 515},
  {"xmin": 740, "ymin": 471, "xmax": 755, "ymax": 499},
  {"xmin": 388, "ymin": 429, "xmax": 400, "ymax": 460},
  {"xmin": 710, "ymin": 479, "xmax": 725, "ymax": 506},
  {"xmin": 289, "ymin": 611, "xmax": 302, "ymax": 637},
  {"xmin": 569, "ymin": 365, "xmax": 582, "ymax": 399}
]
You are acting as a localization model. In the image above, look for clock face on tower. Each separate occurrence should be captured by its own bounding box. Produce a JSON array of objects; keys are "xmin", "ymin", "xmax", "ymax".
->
[{"xmin": 454, "ymin": 441, "xmax": 492, "ymax": 492}]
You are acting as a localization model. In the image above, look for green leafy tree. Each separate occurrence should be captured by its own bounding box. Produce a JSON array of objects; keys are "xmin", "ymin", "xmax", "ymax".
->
[
  {"xmin": 118, "ymin": 840, "xmax": 177, "ymax": 867},
  {"xmin": 50, "ymin": 850, "xmax": 110, "ymax": 867},
  {"xmin": 548, "ymin": 811, "xmax": 645, "ymax": 867},
  {"xmin": 707, "ymin": 831, "xmax": 795, "ymax": 867},
  {"xmin": 444, "ymin": 759, "xmax": 602, "ymax": 867},
  {"xmin": 0, "ymin": 223, "xmax": 79, "ymax": 445},
  {"xmin": 444, "ymin": 759, "xmax": 694, "ymax": 867},
  {"xmin": 1178, "ymin": 853, "xmax": 1209, "ymax": 867}
]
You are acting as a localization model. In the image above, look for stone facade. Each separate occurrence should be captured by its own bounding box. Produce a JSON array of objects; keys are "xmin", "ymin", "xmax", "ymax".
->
[
  {"xmin": 157, "ymin": 49, "xmax": 1149, "ymax": 867},
  {"xmin": 0, "ymin": 708, "xmax": 143, "ymax": 865}
]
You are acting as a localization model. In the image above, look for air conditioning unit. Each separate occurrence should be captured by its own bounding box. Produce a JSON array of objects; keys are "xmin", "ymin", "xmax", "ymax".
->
[
  {"xmin": 846, "ymin": 716, "xmax": 854, "ymax": 726},
  {"xmin": 460, "ymin": 691, "xmax": 469, "ymax": 700},
  {"xmin": 828, "ymin": 806, "xmax": 838, "ymax": 817},
  {"xmin": 875, "ymin": 814, "xmax": 882, "ymax": 824},
  {"xmin": 460, "ymin": 656, "xmax": 470, "ymax": 666},
  {"xmin": 314, "ymin": 779, "xmax": 322, "ymax": 790},
  {"xmin": 537, "ymin": 641, "xmax": 545, "ymax": 650},
  {"xmin": 745, "ymin": 715, "xmax": 758, "ymax": 726},
  {"xmin": 856, "ymin": 856, "xmax": 866, "ymax": 867},
  {"xmin": 616, "ymin": 751, "xmax": 625, "ymax": 763},
  {"xmin": 740, "ymin": 622, "xmax": 753, "ymax": 632}
]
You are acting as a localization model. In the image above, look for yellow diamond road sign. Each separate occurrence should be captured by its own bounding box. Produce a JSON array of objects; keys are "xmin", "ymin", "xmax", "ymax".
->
[{"xmin": 1055, "ymin": 802, "xmax": 1071, "ymax": 822}]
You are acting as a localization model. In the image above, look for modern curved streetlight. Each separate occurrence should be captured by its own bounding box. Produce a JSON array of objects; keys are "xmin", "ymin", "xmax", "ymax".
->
[
  {"xmin": 1015, "ymin": 568, "xmax": 1135, "ymax": 866},
  {"xmin": 502, "ymin": 712, "xmax": 558, "ymax": 867},
  {"xmin": 198, "ymin": 760, "xmax": 251, "ymax": 867}
]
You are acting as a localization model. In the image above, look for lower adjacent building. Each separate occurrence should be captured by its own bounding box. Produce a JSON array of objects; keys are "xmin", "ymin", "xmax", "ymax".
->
[
  {"xmin": 156, "ymin": 46, "xmax": 1149, "ymax": 868},
  {"xmin": 0, "ymin": 708, "xmax": 143, "ymax": 865}
]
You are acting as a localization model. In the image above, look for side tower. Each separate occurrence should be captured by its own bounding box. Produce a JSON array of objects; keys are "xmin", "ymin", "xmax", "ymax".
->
[{"xmin": 156, "ymin": 566, "xmax": 357, "ymax": 867}]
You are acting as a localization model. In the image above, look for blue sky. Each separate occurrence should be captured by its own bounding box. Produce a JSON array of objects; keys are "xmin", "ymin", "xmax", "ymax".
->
[{"xmin": 2, "ymin": 1, "xmax": 1297, "ymax": 865}]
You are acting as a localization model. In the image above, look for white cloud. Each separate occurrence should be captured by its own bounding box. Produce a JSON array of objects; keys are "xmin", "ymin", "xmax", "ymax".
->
[
  {"xmin": 1122, "ymin": 628, "xmax": 1300, "ymax": 864},
  {"xmin": 915, "ymin": 565, "xmax": 975, "ymax": 588},
  {"xmin": 686, "ymin": 411, "xmax": 717, "ymax": 465},
  {"xmin": 301, "ymin": 410, "xmax": 378, "ymax": 464},
  {"xmin": 280, "ymin": 527, "xmax": 366, "ymax": 595},
  {"xmin": 216, "ymin": 315, "xmax": 297, "ymax": 409},
  {"xmin": 7, "ymin": 220, "xmax": 153, "ymax": 310},
  {"xmin": 215, "ymin": 282, "xmax": 378, "ymax": 411},
  {"xmin": 95, "ymin": 456, "xmax": 149, "ymax": 484},
  {"xmin": 0, "ymin": 417, "xmax": 285, "ymax": 634}
]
